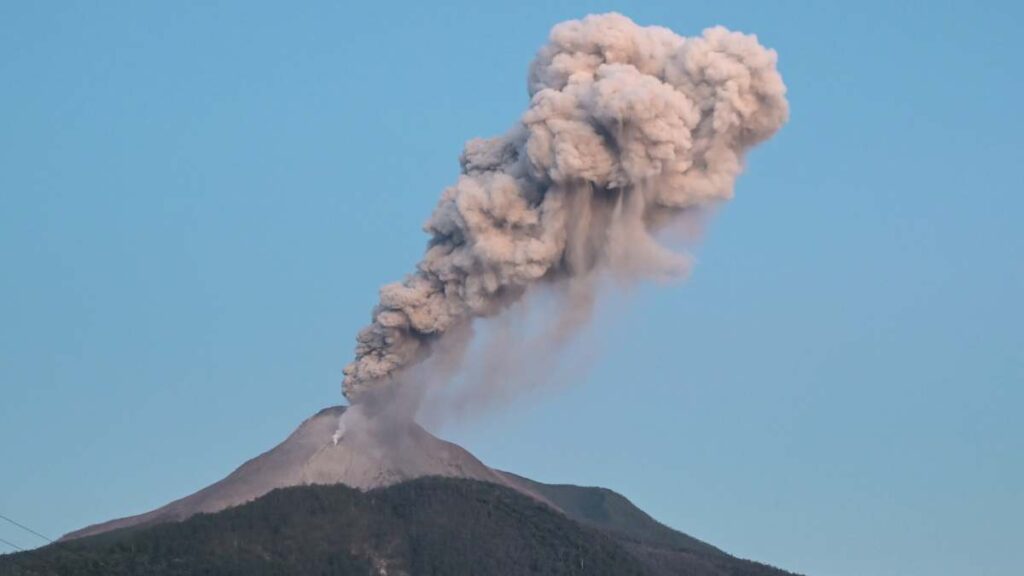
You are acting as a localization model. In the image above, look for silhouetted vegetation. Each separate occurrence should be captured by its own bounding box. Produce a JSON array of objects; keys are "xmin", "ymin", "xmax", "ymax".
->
[
  {"xmin": 0, "ymin": 477, "xmax": 800, "ymax": 576},
  {"xmin": 0, "ymin": 478, "xmax": 648, "ymax": 576}
]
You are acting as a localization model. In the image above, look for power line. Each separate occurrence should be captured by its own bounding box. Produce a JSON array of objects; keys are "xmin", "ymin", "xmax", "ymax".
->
[
  {"xmin": 0, "ymin": 513, "xmax": 53, "ymax": 543},
  {"xmin": 0, "ymin": 512, "xmax": 121, "ymax": 575},
  {"xmin": 0, "ymin": 512, "xmax": 105, "ymax": 570},
  {"xmin": 0, "ymin": 536, "xmax": 25, "ymax": 552},
  {"xmin": 0, "ymin": 512, "xmax": 113, "ymax": 572}
]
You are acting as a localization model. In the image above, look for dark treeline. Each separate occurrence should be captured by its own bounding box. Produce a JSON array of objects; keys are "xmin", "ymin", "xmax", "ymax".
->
[
  {"xmin": 0, "ymin": 477, "xmax": 800, "ymax": 576},
  {"xmin": 0, "ymin": 478, "xmax": 646, "ymax": 576}
]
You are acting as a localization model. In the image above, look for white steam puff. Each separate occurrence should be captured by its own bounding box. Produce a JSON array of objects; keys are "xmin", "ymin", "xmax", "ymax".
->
[{"xmin": 343, "ymin": 13, "xmax": 788, "ymax": 402}]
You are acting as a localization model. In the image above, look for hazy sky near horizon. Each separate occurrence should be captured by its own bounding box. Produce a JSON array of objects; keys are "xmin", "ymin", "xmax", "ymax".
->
[{"xmin": 1, "ymin": 2, "xmax": 1021, "ymax": 575}]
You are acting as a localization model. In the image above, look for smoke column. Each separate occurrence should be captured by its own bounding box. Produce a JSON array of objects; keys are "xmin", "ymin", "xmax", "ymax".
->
[{"xmin": 342, "ymin": 13, "xmax": 788, "ymax": 410}]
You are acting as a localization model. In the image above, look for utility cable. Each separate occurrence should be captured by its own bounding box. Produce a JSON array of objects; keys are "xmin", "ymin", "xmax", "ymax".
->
[
  {"xmin": 0, "ymin": 536, "xmax": 25, "ymax": 552},
  {"xmin": 0, "ymin": 513, "xmax": 53, "ymax": 543}
]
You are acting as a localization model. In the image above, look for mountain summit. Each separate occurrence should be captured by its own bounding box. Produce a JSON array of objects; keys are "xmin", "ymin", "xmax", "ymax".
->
[{"xmin": 62, "ymin": 406, "xmax": 520, "ymax": 540}]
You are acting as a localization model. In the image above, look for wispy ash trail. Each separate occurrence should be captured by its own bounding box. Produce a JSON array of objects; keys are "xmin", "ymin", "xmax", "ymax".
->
[{"xmin": 342, "ymin": 13, "xmax": 788, "ymax": 409}]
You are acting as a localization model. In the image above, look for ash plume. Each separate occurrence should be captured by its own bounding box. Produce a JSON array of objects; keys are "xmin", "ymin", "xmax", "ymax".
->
[{"xmin": 342, "ymin": 13, "xmax": 788, "ymax": 408}]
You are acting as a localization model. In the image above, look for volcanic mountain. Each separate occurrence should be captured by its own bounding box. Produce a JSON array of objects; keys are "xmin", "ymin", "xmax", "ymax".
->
[
  {"xmin": 11, "ymin": 406, "xmax": 799, "ymax": 576},
  {"xmin": 61, "ymin": 406, "xmax": 517, "ymax": 540}
]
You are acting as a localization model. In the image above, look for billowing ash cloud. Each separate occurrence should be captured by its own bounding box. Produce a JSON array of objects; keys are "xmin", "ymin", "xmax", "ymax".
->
[{"xmin": 343, "ymin": 13, "xmax": 788, "ymax": 404}]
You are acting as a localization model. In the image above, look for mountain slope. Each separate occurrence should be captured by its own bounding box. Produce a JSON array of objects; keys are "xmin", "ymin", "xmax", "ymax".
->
[
  {"xmin": 502, "ymin": 473, "xmax": 794, "ymax": 576},
  {"xmin": 63, "ymin": 406, "xmax": 515, "ymax": 540},
  {"xmin": 501, "ymin": 471, "xmax": 722, "ymax": 556},
  {"xmin": 2, "ymin": 478, "xmax": 650, "ymax": 576}
]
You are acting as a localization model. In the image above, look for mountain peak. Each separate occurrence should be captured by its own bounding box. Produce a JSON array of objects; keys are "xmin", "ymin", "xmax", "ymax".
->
[{"xmin": 62, "ymin": 406, "xmax": 511, "ymax": 540}]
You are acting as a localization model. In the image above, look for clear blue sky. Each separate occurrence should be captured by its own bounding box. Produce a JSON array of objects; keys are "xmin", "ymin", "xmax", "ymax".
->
[{"xmin": 1, "ymin": 2, "xmax": 1021, "ymax": 575}]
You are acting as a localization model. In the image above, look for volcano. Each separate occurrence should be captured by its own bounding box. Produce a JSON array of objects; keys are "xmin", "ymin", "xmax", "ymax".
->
[
  {"xmin": 61, "ymin": 406, "xmax": 523, "ymax": 540},
  {"xmin": 28, "ymin": 406, "xmax": 803, "ymax": 576}
]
